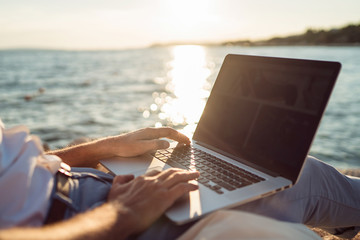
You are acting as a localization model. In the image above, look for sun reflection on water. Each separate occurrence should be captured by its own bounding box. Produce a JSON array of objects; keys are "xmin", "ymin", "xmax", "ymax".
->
[{"xmin": 147, "ymin": 45, "xmax": 212, "ymax": 137}]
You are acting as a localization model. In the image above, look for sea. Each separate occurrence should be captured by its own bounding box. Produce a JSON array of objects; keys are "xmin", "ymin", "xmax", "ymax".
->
[{"xmin": 0, "ymin": 46, "xmax": 359, "ymax": 169}]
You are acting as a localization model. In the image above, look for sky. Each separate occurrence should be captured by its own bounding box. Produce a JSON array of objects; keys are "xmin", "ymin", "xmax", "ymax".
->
[{"xmin": 0, "ymin": 0, "xmax": 359, "ymax": 50}]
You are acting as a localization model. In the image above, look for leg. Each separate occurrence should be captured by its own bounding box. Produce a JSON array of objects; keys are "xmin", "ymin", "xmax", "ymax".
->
[{"xmin": 236, "ymin": 156, "xmax": 360, "ymax": 236}]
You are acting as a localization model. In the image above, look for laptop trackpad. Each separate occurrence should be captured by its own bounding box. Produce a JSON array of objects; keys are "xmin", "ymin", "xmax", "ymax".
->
[{"xmin": 100, "ymin": 155, "xmax": 167, "ymax": 177}]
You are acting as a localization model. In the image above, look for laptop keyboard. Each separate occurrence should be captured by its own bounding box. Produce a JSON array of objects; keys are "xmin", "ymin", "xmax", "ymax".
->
[{"xmin": 152, "ymin": 146, "xmax": 265, "ymax": 194}]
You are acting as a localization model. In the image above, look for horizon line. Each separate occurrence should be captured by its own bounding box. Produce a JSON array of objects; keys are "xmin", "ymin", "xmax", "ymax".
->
[{"xmin": 1, "ymin": 20, "xmax": 359, "ymax": 52}]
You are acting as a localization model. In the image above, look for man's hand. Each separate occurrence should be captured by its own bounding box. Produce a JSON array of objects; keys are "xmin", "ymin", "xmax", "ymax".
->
[
  {"xmin": 47, "ymin": 127, "xmax": 190, "ymax": 167},
  {"xmin": 0, "ymin": 169, "xmax": 199, "ymax": 240},
  {"xmin": 107, "ymin": 168, "xmax": 199, "ymax": 235},
  {"xmin": 106, "ymin": 127, "xmax": 191, "ymax": 157}
]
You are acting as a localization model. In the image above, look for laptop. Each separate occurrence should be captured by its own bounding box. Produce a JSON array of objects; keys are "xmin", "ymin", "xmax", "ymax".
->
[{"xmin": 101, "ymin": 54, "xmax": 341, "ymax": 224}]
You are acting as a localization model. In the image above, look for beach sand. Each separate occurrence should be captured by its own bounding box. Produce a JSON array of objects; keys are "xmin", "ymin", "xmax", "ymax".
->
[
  {"xmin": 312, "ymin": 169, "xmax": 360, "ymax": 240},
  {"xmin": 312, "ymin": 228, "xmax": 360, "ymax": 240}
]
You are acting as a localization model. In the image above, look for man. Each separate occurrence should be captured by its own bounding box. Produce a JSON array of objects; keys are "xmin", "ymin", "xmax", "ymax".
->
[
  {"xmin": 0, "ymin": 118, "xmax": 201, "ymax": 239},
  {"xmin": 0, "ymin": 118, "xmax": 359, "ymax": 239}
]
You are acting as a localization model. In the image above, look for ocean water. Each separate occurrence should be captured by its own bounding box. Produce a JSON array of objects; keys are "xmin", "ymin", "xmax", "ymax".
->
[{"xmin": 0, "ymin": 46, "xmax": 359, "ymax": 169}]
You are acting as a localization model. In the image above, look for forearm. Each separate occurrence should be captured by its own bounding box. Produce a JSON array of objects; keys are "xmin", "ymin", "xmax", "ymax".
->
[
  {"xmin": 46, "ymin": 137, "xmax": 118, "ymax": 167},
  {"xmin": 0, "ymin": 203, "xmax": 136, "ymax": 240},
  {"xmin": 45, "ymin": 127, "xmax": 190, "ymax": 167}
]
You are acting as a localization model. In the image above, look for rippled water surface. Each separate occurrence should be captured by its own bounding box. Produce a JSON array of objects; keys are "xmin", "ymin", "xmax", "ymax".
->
[{"xmin": 1, "ymin": 46, "xmax": 359, "ymax": 168}]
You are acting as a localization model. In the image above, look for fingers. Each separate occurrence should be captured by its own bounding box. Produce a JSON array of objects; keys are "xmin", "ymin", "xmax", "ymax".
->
[
  {"xmin": 152, "ymin": 169, "xmax": 199, "ymax": 207},
  {"xmin": 115, "ymin": 127, "xmax": 190, "ymax": 157},
  {"xmin": 140, "ymin": 139, "xmax": 170, "ymax": 153},
  {"xmin": 139, "ymin": 127, "xmax": 191, "ymax": 145},
  {"xmin": 108, "ymin": 168, "xmax": 199, "ymax": 218},
  {"xmin": 113, "ymin": 174, "xmax": 135, "ymax": 184},
  {"xmin": 168, "ymin": 182, "xmax": 199, "ymax": 202},
  {"xmin": 108, "ymin": 174, "xmax": 135, "ymax": 201},
  {"xmin": 136, "ymin": 127, "xmax": 190, "ymax": 153},
  {"xmin": 141, "ymin": 168, "xmax": 199, "ymax": 189},
  {"xmin": 144, "ymin": 168, "xmax": 199, "ymax": 195},
  {"xmin": 145, "ymin": 169, "xmax": 162, "ymax": 177},
  {"xmin": 113, "ymin": 169, "xmax": 198, "ymax": 195},
  {"xmin": 157, "ymin": 169, "xmax": 199, "ymax": 189}
]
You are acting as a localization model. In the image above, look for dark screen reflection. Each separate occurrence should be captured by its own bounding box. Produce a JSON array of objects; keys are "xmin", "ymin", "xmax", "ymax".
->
[{"xmin": 194, "ymin": 55, "xmax": 339, "ymax": 182}]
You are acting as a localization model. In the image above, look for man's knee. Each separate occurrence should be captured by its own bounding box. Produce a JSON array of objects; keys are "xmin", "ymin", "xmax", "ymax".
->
[
  {"xmin": 299, "ymin": 155, "xmax": 352, "ymax": 198},
  {"xmin": 291, "ymin": 156, "xmax": 332, "ymax": 198},
  {"xmin": 299, "ymin": 156, "xmax": 330, "ymax": 182}
]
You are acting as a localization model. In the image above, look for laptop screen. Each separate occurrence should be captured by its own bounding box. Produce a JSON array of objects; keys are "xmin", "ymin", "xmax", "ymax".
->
[{"xmin": 193, "ymin": 54, "xmax": 341, "ymax": 183}]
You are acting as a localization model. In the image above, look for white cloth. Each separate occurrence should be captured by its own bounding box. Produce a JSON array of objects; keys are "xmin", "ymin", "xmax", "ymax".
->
[
  {"xmin": 0, "ymin": 119, "xmax": 61, "ymax": 228},
  {"xmin": 178, "ymin": 210, "xmax": 321, "ymax": 240}
]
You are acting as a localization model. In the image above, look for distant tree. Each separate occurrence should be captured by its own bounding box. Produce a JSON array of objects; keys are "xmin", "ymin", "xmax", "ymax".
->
[{"xmin": 224, "ymin": 22, "xmax": 360, "ymax": 46}]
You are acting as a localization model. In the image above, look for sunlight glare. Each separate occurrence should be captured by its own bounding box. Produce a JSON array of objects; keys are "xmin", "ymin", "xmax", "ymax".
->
[{"xmin": 163, "ymin": 45, "xmax": 211, "ymax": 137}]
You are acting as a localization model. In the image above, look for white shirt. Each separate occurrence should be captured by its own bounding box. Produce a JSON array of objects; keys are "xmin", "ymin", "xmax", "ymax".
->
[
  {"xmin": 0, "ymin": 118, "xmax": 62, "ymax": 228},
  {"xmin": 178, "ymin": 210, "xmax": 321, "ymax": 240}
]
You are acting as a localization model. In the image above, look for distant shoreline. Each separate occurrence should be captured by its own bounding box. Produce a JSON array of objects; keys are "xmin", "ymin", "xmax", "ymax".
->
[
  {"xmin": 152, "ymin": 22, "xmax": 360, "ymax": 48},
  {"xmin": 150, "ymin": 42, "xmax": 360, "ymax": 48}
]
